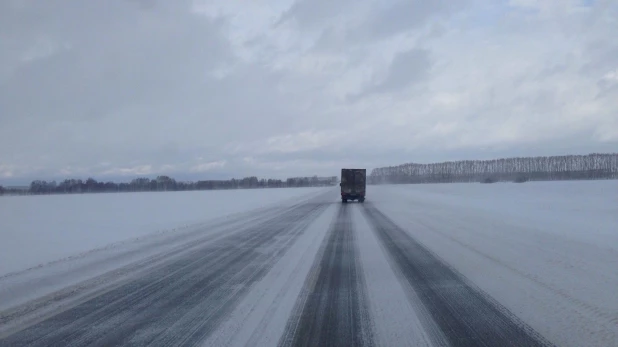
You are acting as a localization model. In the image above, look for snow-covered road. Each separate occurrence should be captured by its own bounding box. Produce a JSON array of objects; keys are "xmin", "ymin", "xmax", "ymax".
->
[{"xmin": 1, "ymin": 183, "xmax": 616, "ymax": 346}]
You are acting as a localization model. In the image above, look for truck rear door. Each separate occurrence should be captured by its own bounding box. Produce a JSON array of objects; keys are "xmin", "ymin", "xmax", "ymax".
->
[
  {"xmin": 341, "ymin": 170, "xmax": 352, "ymax": 193},
  {"xmin": 353, "ymin": 170, "xmax": 365, "ymax": 194}
]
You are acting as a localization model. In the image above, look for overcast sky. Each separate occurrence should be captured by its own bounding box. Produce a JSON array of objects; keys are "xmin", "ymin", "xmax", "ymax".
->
[{"xmin": 1, "ymin": 0, "xmax": 617, "ymax": 183}]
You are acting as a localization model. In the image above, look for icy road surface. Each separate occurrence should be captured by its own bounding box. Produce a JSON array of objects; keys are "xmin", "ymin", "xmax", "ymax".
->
[{"xmin": 1, "ymin": 182, "xmax": 617, "ymax": 346}]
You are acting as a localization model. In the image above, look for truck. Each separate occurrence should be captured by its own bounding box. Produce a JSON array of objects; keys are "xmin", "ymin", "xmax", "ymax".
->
[{"xmin": 340, "ymin": 168, "xmax": 366, "ymax": 203}]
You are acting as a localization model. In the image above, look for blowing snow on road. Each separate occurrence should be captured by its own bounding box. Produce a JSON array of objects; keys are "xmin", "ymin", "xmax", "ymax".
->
[{"xmin": 1, "ymin": 182, "xmax": 617, "ymax": 346}]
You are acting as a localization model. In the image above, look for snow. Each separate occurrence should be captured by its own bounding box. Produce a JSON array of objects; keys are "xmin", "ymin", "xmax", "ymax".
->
[
  {"xmin": 0, "ymin": 209, "xmax": 279, "ymax": 313},
  {"xmin": 371, "ymin": 180, "xmax": 618, "ymax": 248},
  {"xmin": 201, "ymin": 203, "xmax": 338, "ymax": 347},
  {"xmin": 352, "ymin": 207, "xmax": 438, "ymax": 347},
  {"xmin": 369, "ymin": 180, "xmax": 618, "ymax": 347},
  {"xmin": 2, "ymin": 180, "xmax": 617, "ymax": 346},
  {"xmin": 0, "ymin": 188, "xmax": 327, "ymax": 277}
]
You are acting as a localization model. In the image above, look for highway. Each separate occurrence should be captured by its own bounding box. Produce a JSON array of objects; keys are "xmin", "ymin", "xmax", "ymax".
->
[{"xmin": 1, "ymin": 186, "xmax": 615, "ymax": 346}]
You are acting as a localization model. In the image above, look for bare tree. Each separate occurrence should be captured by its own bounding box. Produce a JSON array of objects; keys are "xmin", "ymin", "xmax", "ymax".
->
[{"xmin": 370, "ymin": 153, "xmax": 618, "ymax": 184}]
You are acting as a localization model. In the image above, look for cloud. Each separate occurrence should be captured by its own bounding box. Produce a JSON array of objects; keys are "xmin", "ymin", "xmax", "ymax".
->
[
  {"xmin": 352, "ymin": 48, "xmax": 432, "ymax": 98},
  {"xmin": 190, "ymin": 160, "xmax": 227, "ymax": 173},
  {"xmin": 349, "ymin": 0, "xmax": 467, "ymax": 42},
  {"xmin": 101, "ymin": 165, "xmax": 154, "ymax": 177},
  {"xmin": 0, "ymin": 1, "xmax": 232, "ymax": 125},
  {"xmin": 0, "ymin": 0, "xmax": 617, "ymax": 183},
  {"xmin": 277, "ymin": 0, "xmax": 359, "ymax": 29}
]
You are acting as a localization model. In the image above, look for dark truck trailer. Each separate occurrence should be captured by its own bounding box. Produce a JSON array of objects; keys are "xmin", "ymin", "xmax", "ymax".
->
[{"xmin": 340, "ymin": 168, "xmax": 366, "ymax": 203}]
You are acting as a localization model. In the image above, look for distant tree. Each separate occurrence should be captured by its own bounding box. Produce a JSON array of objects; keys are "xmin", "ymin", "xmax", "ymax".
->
[
  {"xmin": 85, "ymin": 178, "xmax": 98, "ymax": 193},
  {"xmin": 310, "ymin": 175, "xmax": 318, "ymax": 186},
  {"xmin": 75, "ymin": 179, "xmax": 84, "ymax": 193},
  {"xmin": 19, "ymin": 172, "xmax": 333, "ymax": 196},
  {"xmin": 155, "ymin": 175, "xmax": 176, "ymax": 191},
  {"xmin": 130, "ymin": 177, "xmax": 150, "ymax": 192},
  {"xmin": 29, "ymin": 180, "xmax": 52, "ymax": 194},
  {"xmin": 104, "ymin": 181, "xmax": 117, "ymax": 192},
  {"xmin": 513, "ymin": 176, "xmax": 529, "ymax": 183},
  {"xmin": 370, "ymin": 153, "xmax": 618, "ymax": 184},
  {"xmin": 148, "ymin": 179, "xmax": 156, "ymax": 191}
]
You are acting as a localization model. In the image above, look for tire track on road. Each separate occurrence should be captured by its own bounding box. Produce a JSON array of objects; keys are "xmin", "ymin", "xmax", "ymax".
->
[
  {"xmin": 0, "ymin": 199, "xmax": 329, "ymax": 347},
  {"xmin": 361, "ymin": 203, "xmax": 554, "ymax": 347},
  {"xmin": 279, "ymin": 204, "xmax": 374, "ymax": 347},
  {"xmin": 0, "ymin": 195, "xmax": 326, "ymax": 335},
  {"xmin": 0, "ymin": 203, "xmax": 297, "ymax": 334}
]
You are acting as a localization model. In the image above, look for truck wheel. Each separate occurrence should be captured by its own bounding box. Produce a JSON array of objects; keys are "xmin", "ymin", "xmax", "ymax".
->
[
  {"xmin": 342, "ymin": 199, "xmax": 348, "ymax": 203},
  {"xmin": 359, "ymin": 198, "xmax": 365, "ymax": 203}
]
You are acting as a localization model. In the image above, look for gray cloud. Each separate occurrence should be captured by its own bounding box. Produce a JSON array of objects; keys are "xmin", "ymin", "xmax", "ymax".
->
[
  {"xmin": 347, "ymin": 0, "xmax": 466, "ymax": 42},
  {"xmin": 0, "ymin": 1, "xmax": 231, "ymax": 125},
  {"xmin": 358, "ymin": 48, "xmax": 432, "ymax": 97},
  {"xmin": 277, "ymin": 0, "xmax": 358, "ymax": 29},
  {"xmin": 581, "ymin": 44, "xmax": 618, "ymax": 75},
  {"xmin": 0, "ymin": 0, "xmax": 617, "ymax": 183}
]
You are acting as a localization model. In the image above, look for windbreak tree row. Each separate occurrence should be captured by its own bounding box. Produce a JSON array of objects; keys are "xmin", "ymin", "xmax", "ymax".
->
[
  {"xmin": 0, "ymin": 175, "xmax": 338, "ymax": 195},
  {"xmin": 369, "ymin": 153, "xmax": 618, "ymax": 184}
]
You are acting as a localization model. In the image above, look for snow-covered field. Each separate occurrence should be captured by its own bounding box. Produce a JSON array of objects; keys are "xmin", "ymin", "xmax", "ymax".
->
[
  {"xmin": 0, "ymin": 181, "xmax": 616, "ymax": 346},
  {"xmin": 368, "ymin": 180, "xmax": 618, "ymax": 347},
  {"xmin": 0, "ymin": 187, "xmax": 327, "ymax": 276},
  {"xmin": 372, "ymin": 180, "xmax": 618, "ymax": 250}
]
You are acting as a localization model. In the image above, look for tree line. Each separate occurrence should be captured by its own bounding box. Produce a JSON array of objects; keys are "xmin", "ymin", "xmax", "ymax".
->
[
  {"xmin": 369, "ymin": 153, "xmax": 618, "ymax": 184},
  {"xmin": 0, "ymin": 175, "xmax": 338, "ymax": 196}
]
